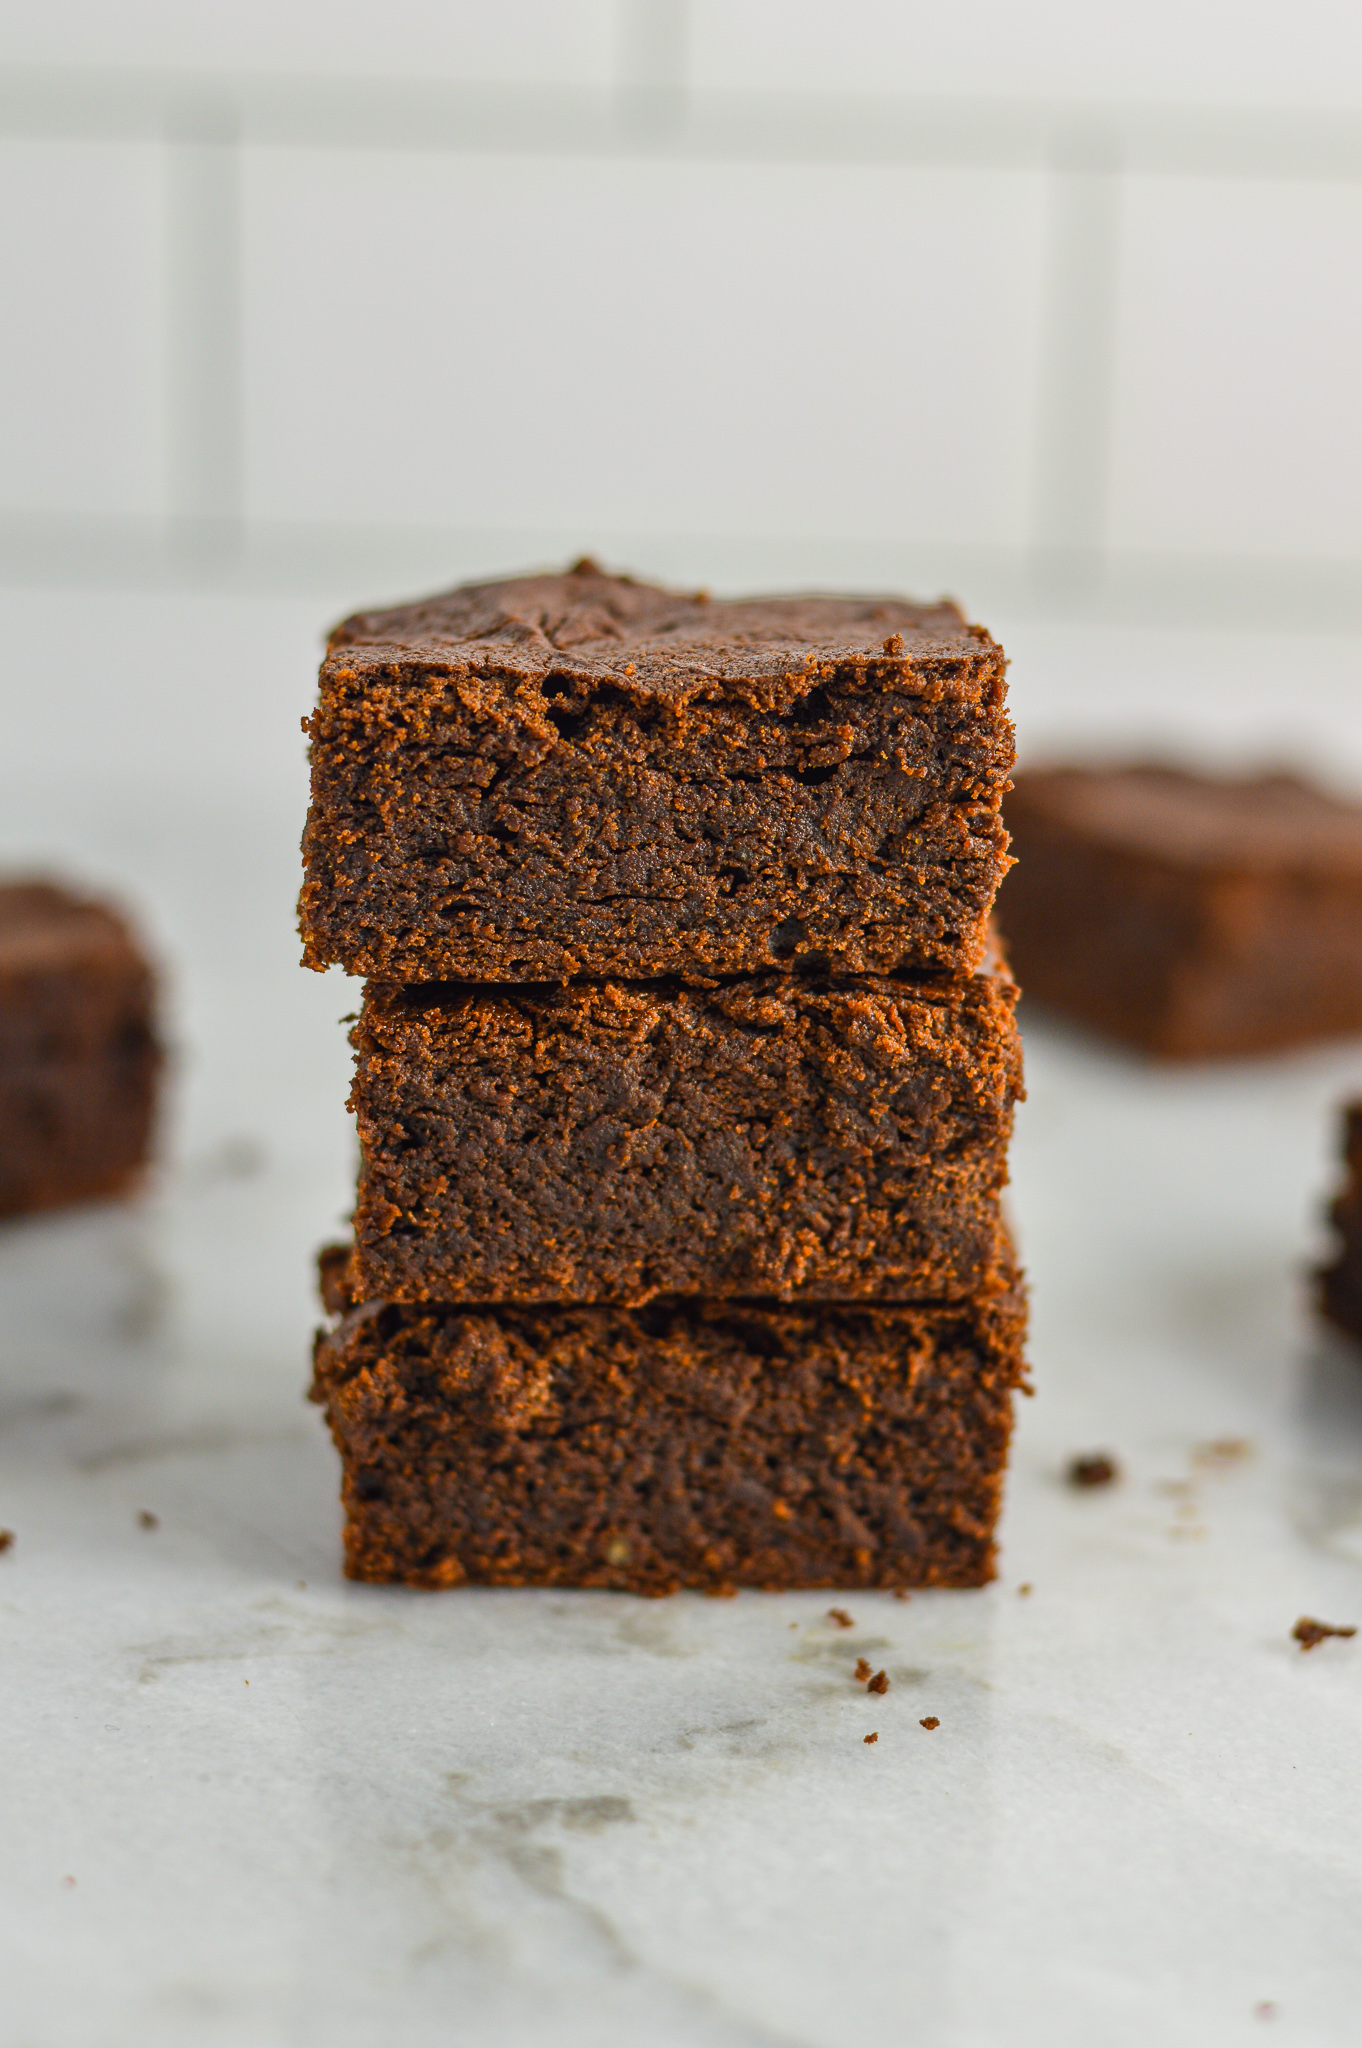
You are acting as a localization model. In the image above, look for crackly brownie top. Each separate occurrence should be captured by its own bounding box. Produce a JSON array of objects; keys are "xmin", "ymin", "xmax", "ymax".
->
[
  {"xmin": 0, "ymin": 879, "xmax": 142, "ymax": 977},
  {"xmin": 1010, "ymin": 764, "xmax": 1362, "ymax": 876},
  {"xmin": 325, "ymin": 558, "xmax": 1000, "ymax": 698}
]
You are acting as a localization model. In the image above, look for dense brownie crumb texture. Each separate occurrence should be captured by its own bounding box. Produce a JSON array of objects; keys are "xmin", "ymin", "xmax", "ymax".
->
[
  {"xmin": 999, "ymin": 762, "xmax": 1362, "ymax": 1058},
  {"xmin": 303, "ymin": 562, "xmax": 1026, "ymax": 1592},
  {"xmin": 300, "ymin": 561, "xmax": 1013, "ymax": 984},
  {"xmin": 311, "ymin": 1251, "xmax": 1027, "ymax": 1592},
  {"xmin": 349, "ymin": 964, "xmax": 1022, "ymax": 1306},
  {"xmin": 0, "ymin": 878, "xmax": 161, "ymax": 1218},
  {"xmin": 1318, "ymin": 1101, "xmax": 1362, "ymax": 1348}
]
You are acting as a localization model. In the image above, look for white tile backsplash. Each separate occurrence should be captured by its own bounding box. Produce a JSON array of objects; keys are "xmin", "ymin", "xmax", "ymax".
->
[
  {"xmin": 0, "ymin": 139, "xmax": 166, "ymax": 517},
  {"xmin": 1106, "ymin": 175, "xmax": 1362, "ymax": 562},
  {"xmin": 241, "ymin": 149, "xmax": 1047, "ymax": 548}
]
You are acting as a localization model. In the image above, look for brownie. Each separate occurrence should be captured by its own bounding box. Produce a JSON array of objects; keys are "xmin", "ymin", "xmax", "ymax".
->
[
  {"xmin": 309, "ymin": 1256, "xmax": 1028, "ymax": 1592},
  {"xmin": 347, "ymin": 962, "xmax": 1022, "ymax": 1305},
  {"xmin": 299, "ymin": 561, "xmax": 1013, "ymax": 984},
  {"xmin": 1318, "ymin": 1101, "xmax": 1362, "ymax": 1347},
  {"xmin": 998, "ymin": 764, "xmax": 1362, "ymax": 1058},
  {"xmin": 0, "ymin": 879, "xmax": 161, "ymax": 1218}
]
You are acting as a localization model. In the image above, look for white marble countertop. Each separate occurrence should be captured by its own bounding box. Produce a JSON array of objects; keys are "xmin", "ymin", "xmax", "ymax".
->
[{"xmin": 3, "ymin": 589, "xmax": 1362, "ymax": 2046}]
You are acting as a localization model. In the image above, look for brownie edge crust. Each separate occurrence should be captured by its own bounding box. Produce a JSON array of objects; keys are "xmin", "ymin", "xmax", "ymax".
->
[{"xmin": 310, "ymin": 1264, "xmax": 1028, "ymax": 1594}]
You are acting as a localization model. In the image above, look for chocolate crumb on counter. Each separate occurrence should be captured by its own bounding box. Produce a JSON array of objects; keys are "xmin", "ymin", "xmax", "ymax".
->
[
  {"xmin": 864, "ymin": 1732, "xmax": 879, "ymax": 1745},
  {"xmin": 1293, "ymin": 1616, "xmax": 1357, "ymax": 1651},
  {"xmin": 137, "ymin": 1510, "xmax": 158, "ymax": 1530},
  {"xmin": 0, "ymin": 1529, "xmax": 13, "ymax": 1552},
  {"xmin": 1068, "ymin": 1452, "xmax": 1120, "ymax": 1489},
  {"xmin": 920, "ymin": 1716, "xmax": 940, "ymax": 1730},
  {"xmin": 828, "ymin": 1608, "xmax": 854, "ymax": 1629},
  {"xmin": 1018, "ymin": 1581, "xmax": 1033, "ymax": 1596},
  {"xmin": 867, "ymin": 1669, "xmax": 890, "ymax": 1695},
  {"xmin": 854, "ymin": 1657, "xmax": 872, "ymax": 1682},
  {"xmin": 1193, "ymin": 1437, "xmax": 1253, "ymax": 1468}
]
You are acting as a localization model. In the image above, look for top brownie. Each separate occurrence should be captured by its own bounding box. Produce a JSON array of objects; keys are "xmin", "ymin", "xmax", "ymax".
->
[{"xmin": 300, "ymin": 561, "xmax": 1013, "ymax": 983}]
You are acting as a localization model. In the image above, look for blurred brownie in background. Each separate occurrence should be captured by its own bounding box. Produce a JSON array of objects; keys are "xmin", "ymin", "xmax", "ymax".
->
[
  {"xmin": 997, "ymin": 764, "xmax": 1362, "ymax": 1058},
  {"xmin": 0, "ymin": 879, "xmax": 161, "ymax": 1218},
  {"xmin": 1319, "ymin": 1101, "xmax": 1362, "ymax": 1348}
]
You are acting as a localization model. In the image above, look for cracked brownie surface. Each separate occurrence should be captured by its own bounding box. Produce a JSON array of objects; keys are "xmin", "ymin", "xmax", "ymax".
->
[{"xmin": 300, "ymin": 561, "xmax": 1013, "ymax": 984}]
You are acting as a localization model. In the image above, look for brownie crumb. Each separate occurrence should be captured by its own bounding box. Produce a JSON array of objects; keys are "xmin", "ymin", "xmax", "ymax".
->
[
  {"xmin": 863, "ymin": 1731, "xmax": 879, "ymax": 1744},
  {"xmin": 920, "ymin": 1716, "xmax": 940, "ymax": 1730},
  {"xmin": 1017, "ymin": 1581, "xmax": 1033, "ymax": 1597},
  {"xmin": 1293, "ymin": 1615, "xmax": 1357, "ymax": 1651},
  {"xmin": 0, "ymin": 1529, "xmax": 13, "ymax": 1553},
  {"xmin": 866, "ymin": 1669, "xmax": 890, "ymax": 1695},
  {"xmin": 854, "ymin": 1657, "xmax": 873, "ymax": 1682},
  {"xmin": 828, "ymin": 1607, "xmax": 854, "ymax": 1629},
  {"xmin": 137, "ymin": 1509, "xmax": 158, "ymax": 1530},
  {"xmin": 1193, "ymin": 1437, "xmax": 1253, "ymax": 1468},
  {"xmin": 1068, "ymin": 1452, "xmax": 1119, "ymax": 1489},
  {"xmin": 893, "ymin": 1588, "xmax": 911, "ymax": 1602}
]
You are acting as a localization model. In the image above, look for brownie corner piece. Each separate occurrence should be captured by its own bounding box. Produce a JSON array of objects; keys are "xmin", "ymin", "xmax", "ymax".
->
[
  {"xmin": 309, "ymin": 1271, "xmax": 1027, "ymax": 1593},
  {"xmin": 1318, "ymin": 1098, "xmax": 1362, "ymax": 1348},
  {"xmin": 300, "ymin": 562, "xmax": 1013, "ymax": 984},
  {"xmin": 0, "ymin": 877, "xmax": 161, "ymax": 1218},
  {"xmin": 999, "ymin": 762, "xmax": 1362, "ymax": 1058}
]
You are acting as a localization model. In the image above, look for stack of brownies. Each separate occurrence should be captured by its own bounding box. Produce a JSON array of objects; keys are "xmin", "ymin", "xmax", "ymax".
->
[{"xmin": 302, "ymin": 562, "xmax": 1026, "ymax": 1593}]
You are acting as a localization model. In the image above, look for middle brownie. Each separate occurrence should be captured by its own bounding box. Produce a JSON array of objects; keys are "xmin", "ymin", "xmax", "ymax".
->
[{"xmin": 349, "ymin": 965, "xmax": 1022, "ymax": 1306}]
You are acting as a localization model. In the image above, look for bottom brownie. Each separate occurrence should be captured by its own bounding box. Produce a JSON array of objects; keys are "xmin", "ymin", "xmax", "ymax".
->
[{"xmin": 310, "ymin": 1255, "xmax": 1027, "ymax": 1593}]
